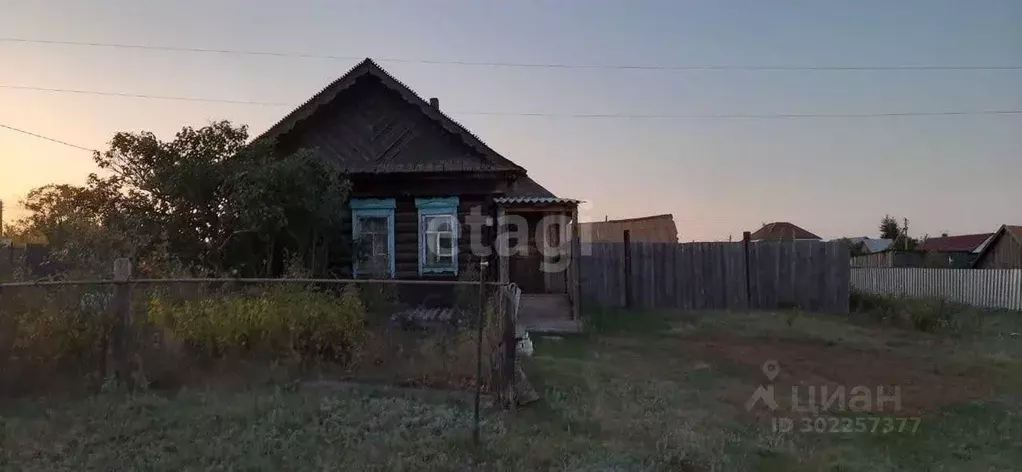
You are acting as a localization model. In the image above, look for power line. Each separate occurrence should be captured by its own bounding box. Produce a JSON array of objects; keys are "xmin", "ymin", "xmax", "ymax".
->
[
  {"xmin": 461, "ymin": 110, "xmax": 1022, "ymax": 119},
  {"xmin": 4, "ymin": 84, "xmax": 1021, "ymax": 118},
  {"xmin": 0, "ymin": 123, "xmax": 97, "ymax": 152},
  {"xmin": 0, "ymin": 85, "xmax": 289, "ymax": 107},
  {"xmin": 3, "ymin": 37, "xmax": 1021, "ymax": 71}
]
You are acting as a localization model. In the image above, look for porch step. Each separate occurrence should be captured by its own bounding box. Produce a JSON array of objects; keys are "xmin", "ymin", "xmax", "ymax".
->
[{"xmin": 518, "ymin": 294, "xmax": 581, "ymax": 334}]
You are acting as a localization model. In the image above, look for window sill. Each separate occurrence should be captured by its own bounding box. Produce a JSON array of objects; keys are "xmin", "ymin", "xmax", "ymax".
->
[{"xmin": 420, "ymin": 267, "xmax": 458, "ymax": 276}]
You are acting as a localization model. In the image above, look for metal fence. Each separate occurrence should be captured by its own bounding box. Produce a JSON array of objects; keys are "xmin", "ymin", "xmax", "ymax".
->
[
  {"xmin": 0, "ymin": 259, "xmax": 522, "ymax": 417},
  {"xmin": 851, "ymin": 268, "xmax": 1022, "ymax": 311},
  {"xmin": 580, "ymin": 240, "xmax": 850, "ymax": 313}
]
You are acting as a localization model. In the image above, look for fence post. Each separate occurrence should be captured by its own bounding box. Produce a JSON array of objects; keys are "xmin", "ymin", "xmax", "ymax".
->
[
  {"xmin": 623, "ymin": 230, "xmax": 632, "ymax": 308},
  {"xmin": 743, "ymin": 231, "xmax": 752, "ymax": 309},
  {"xmin": 473, "ymin": 258, "xmax": 488, "ymax": 447},
  {"xmin": 111, "ymin": 258, "xmax": 133, "ymax": 383}
]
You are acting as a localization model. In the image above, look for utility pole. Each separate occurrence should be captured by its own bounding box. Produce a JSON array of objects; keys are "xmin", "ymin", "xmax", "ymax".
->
[
  {"xmin": 0, "ymin": 199, "xmax": 4, "ymax": 238},
  {"xmin": 902, "ymin": 218, "xmax": 910, "ymax": 250}
]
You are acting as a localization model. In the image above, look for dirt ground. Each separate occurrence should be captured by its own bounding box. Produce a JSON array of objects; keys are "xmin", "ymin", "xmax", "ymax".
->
[{"xmin": 681, "ymin": 332, "xmax": 996, "ymax": 416}]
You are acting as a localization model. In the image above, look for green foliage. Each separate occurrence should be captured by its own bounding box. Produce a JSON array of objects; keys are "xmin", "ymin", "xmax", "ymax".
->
[
  {"xmin": 850, "ymin": 290, "xmax": 985, "ymax": 335},
  {"xmin": 585, "ymin": 306, "xmax": 673, "ymax": 335},
  {"xmin": 145, "ymin": 285, "xmax": 367, "ymax": 362},
  {"xmin": 6, "ymin": 301, "xmax": 107, "ymax": 368},
  {"xmin": 15, "ymin": 121, "xmax": 352, "ymax": 278},
  {"xmin": 0, "ymin": 287, "xmax": 111, "ymax": 393},
  {"xmin": 879, "ymin": 215, "xmax": 901, "ymax": 240}
]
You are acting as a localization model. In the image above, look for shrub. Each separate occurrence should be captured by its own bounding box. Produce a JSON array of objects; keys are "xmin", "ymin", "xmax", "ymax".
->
[
  {"xmin": 849, "ymin": 290, "xmax": 984, "ymax": 335},
  {"xmin": 145, "ymin": 284, "xmax": 367, "ymax": 363},
  {"xmin": 0, "ymin": 286, "xmax": 110, "ymax": 394}
]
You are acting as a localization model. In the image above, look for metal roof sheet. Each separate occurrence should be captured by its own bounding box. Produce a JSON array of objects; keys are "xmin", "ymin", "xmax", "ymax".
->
[{"xmin": 494, "ymin": 197, "xmax": 581, "ymax": 205}]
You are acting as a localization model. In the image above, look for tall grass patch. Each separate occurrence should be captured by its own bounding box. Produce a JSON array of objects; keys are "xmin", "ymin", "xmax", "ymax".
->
[{"xmin": 850, "ymin": 290, "xmax": 986, "ymax": 335}]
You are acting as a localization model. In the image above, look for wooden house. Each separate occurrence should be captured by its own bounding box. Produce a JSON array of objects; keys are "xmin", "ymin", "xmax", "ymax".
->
[
  {"xmin": 253, "ymin": 58, "xmax": 581, "ymax": 320},
  {"xmin": 579, "ymin": 214, "xmax": 679, "ymax": 243},
  {"xmin": 973, "ymin": 225, "xmax": 1022, "ymax": 269},
  {"xmin": 918, "ymin": 232, "xmax": 994, "ymax": 268},
  {"xmin": 850, "ymin": 250, "xmax": 922, "ymax": 268}
]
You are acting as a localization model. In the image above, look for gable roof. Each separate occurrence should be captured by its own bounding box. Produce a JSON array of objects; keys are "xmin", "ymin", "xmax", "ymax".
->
[
  {"xmin": 505, "ymin": 175, "xmax": 556, "ymax": 199},
  {"xmin": 252, "ymin": 58, "xmax": 524, "ymax": 174},
  {"xmin": 919, "ymin": 232, "xmax": 993, "ymax": 253},
  {"xmin": 579, "ymin": 214, "xmax": 679, "ymax": 243},
  {"xmin": 861, "ymin": 238, "xmax": 895, "ymax": 253},
  {"xmin": 749, "ymin": 222, "xmax": 821, "ymax": 241},
  {"xmin": 972, "ymin": 225, "xmax": 1022, "ymax": 266},
  {"xmin": 494, "ymin": 174, "xmax": 579, "ymax": 204},
  {"xmin": 841, "ymin": 237, "xmax": 894, "ymax": 253}
]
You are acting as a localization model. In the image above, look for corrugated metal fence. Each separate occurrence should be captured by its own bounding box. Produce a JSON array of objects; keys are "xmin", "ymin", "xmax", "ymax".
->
[
  {"xmin": 579, "ymin": 241, "xmax": 850, "ymax": 313},
  {"xmin": 851, "ymin": 268, "xmax": 1022, "ymax": 311}
]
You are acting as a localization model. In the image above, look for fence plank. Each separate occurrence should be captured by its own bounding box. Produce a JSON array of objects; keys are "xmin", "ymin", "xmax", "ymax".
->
[
  {"xmin": 678, "ymin": 243, "xmax": 692, "ymax": 310},
  {"xmin": 577, "ymin": 241, "xmax": 854, "ymax": 314},
  {"xmin": 851, "ymin": 267, "xmax": 1022, "ymax": 311}
]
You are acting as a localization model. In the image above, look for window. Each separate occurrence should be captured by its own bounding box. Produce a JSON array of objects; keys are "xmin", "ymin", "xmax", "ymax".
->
[
  {"xmin": 416, "ymin": 197, "xmax": 459, "ymax": 275},
  {"xmin": 351, "ymin": 198, "xmax": 395, "ymax": 278}
]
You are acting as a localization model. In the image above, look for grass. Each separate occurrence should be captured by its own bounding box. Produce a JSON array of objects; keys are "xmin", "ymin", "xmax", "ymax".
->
[{"xmin": 2, "ymin": 307, "xmax": 1021, "ymax": 471}]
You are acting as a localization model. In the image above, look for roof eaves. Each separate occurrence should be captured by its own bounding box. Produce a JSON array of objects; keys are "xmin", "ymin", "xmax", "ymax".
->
[
  {"xmin": 251, "ymin": 58, "xmax": 524, "ymax": 173},
  {"xmin": 494, "ymin": 197, "xmax": 581, "ymax": 205},
  {"xmin": 973, "ymin": 225, "xmax": 1022, "ymax": 267}
]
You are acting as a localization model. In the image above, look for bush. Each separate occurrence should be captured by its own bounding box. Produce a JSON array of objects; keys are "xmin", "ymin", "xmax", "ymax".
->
[
  {"xmin": 850, "ymin": 290, "xmax": 984, "ymax": 335},
  {"xmin": 146, "ymin": 284, "xmax": 367, "ymax": 363},
  {"xmin": 0, "ymin": 286, "xmax": 111, "ymax": 394}
]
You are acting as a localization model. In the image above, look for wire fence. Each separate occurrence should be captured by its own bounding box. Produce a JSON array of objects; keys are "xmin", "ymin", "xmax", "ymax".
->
[{"xmin": 0, "ymin": 259, "xmax": 522, "ymax": 423}]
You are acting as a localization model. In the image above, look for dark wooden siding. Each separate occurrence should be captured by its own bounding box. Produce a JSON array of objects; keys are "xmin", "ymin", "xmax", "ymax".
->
[
  {"xmin": 276, "ymin": 76, "xmax": 499, "ymax": 174},
  {"xmin": 336, "ymin": 173, "xmax": 502, "ymax": 282},
  {"xmin": 266, "ymin": 71, "xmax": 521, "ymax": 293},
  {"xmin": 977, "ymin": 232, "xmax": 1022, "ymax": 269}
]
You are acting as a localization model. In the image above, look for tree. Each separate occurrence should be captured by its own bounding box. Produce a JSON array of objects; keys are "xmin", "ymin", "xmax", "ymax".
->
[
  {"xmin": 877, "ymin": 215, "xmax": 921, "ymax": 251},
  {"xmin": 879, "ymin": 215, "xmax": 901, "ymax": 240},
  {"xmin": 17, "ymin": 121, "xmax": 351, "ymax": 277}
]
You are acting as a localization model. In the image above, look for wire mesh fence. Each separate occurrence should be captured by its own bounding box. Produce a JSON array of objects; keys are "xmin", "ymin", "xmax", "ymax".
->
[{"xmin": 0, "ymin": 265, "xmax": 520, "ymax": 408}]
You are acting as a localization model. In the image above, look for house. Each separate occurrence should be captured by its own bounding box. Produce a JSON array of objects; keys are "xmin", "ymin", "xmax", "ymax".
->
[
  {"xmin": 253, "ymin": 58, "xmax": 581, "ymax": 320},
  {"xmin": 838, "ymin": 237, "xmax": 894, "ymax": 254},
  {"xmin": 973, "ymin": 225, "xmax": 1022, "ymax": 269},
  {"xmin": 579, "ymin": 214, "xmax": 678, "ymax": 243},
  {"xmin": 918, "ymin": 232, "xmax": 994, "ymax": 268},
  {"xmin": 850, "ymin": 251, "xmax": 922, "ymax": 268},
  {"xmin": 748, "ymin": 222, "xmax": 821, "ymax": 242}
]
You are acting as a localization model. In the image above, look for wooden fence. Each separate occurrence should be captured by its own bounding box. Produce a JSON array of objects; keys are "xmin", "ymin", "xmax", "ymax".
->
[
  {"xmin": 851, "ymin": 268, "xmax": 1022, "ymax": 311},
  {"xmin": 579, "ymin": 240, "xmax": 850, "ymax": 313}
]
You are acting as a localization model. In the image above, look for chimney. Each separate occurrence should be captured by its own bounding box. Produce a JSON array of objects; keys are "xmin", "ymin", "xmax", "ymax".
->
[{"xmin": 429, "ymin": 97, "xmax": 439, "ymax": 109}]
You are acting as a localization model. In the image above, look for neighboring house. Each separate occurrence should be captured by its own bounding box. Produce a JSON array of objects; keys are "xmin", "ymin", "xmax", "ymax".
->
[
  {"xmin": 918, "ymin": 232, "xmax": 994, "ymax": 268},
  {"xmin": 838, "ymin": 237, "xmax": 894, "ymax": 255},
  {"xmin": 579, "ymin": 214, "xmax": 678, "ymax": 243},
  {"xmin": 973, "ymin": 225, "xmax": 1022, "ymax": 269},
  {"xmin": 749, "ymin": 222, "xmax": 821, "ymax": 242},
  {"xmin": 850, "ymin": 251, "xmax": 922, "ymax": 268},
  {"xmin": 253, "ymin": 58, "xmax": 581, "ymax": 317}
]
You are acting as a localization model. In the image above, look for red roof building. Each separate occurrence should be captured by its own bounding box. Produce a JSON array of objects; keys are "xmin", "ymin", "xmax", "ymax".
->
[
  {"xmin": 749, "ymin": 222, "xmax": 821, "ymax": 242},
  {"xmin": 919, "ymin": 233, "xmax": 993, "ymax": 253}
]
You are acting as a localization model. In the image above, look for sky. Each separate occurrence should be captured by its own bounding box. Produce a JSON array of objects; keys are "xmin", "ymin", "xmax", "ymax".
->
[{"xmin": 1, "ymin": 0, "xmax": 1020, "ymax": 241}]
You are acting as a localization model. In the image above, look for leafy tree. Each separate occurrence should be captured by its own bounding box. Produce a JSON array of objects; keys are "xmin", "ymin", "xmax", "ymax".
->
[{"xmin": 17, "ymin": 121, "xmax": 351, "ymax": 277}]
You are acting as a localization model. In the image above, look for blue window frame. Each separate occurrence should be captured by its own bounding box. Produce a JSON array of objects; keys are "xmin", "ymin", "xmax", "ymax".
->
[
  {"xmin": 351, "ymin": 198, "xmax": 395, "ymax": 278},
  {"xmin": 416, "ymin": 197, "xmax": 459, "ymax": 275}
]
